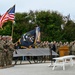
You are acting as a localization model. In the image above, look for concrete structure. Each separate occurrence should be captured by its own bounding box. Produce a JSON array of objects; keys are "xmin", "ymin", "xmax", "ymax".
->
[{"xmin": 0, "ymin": 61, "xmax": 75, "ymax": 75}]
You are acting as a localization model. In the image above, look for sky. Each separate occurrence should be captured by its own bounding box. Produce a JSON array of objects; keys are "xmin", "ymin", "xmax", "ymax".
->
[{"xmin": 0, "ymin": 0, "xmax": 75, "ymax": 20}]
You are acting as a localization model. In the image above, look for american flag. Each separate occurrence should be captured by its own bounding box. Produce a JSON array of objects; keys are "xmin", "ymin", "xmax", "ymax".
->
[{"xmin": 0, "ymin": 5, "xmax": 15, "ymax": 28}]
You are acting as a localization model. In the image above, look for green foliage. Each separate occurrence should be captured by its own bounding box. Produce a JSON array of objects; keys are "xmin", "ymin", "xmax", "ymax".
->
[
  {"xmin": 0, "ymin": 21, "xmax": 12, "ymax": 35},
  {"xmin": 0, "ymin": 10, "xmax": 75, "ymax": 43},
  {"xmin": 62, "ymin": 20, "xmax": 75, "ymax": 42},
  {"xmin": 36, "ymin": 11, "xmax": 63, "ymax": 42}
]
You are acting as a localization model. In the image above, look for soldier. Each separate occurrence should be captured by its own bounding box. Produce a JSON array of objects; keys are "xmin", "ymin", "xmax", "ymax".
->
[
  {"xmin": 0, "ymin": 36, "xmax": 5, "ymax": 67},
  {"xmin": 71, "ymin": 42, "xmax": 75, "ymax": 55},
  {"xmin": 40, "ymin": 42, "xmax": 43, "ymax": 48},
  {"xmin": 8, "ymin": 43, "xmax": 15, "ymax": 65},
  {"xmin": 69, "ymin": 42, "xmax": 73, "ymax": 55},
  {"xmin": 3, "ymin": 38, "xmax": 15, "ymax": 66}
]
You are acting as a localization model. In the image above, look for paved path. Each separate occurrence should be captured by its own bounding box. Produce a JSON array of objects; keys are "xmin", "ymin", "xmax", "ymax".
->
[{"xmin": 0, "ymin": 62, "xmax": 75, "ymax": 75}]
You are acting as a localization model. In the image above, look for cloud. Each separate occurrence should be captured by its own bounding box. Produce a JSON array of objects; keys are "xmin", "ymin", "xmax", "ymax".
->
[{"xmin": 0, "ymin": 0, "xmax": 75, "ymax": 19}]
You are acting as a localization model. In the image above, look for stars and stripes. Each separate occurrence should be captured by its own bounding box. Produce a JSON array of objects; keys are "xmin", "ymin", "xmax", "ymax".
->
[{"xmin": 0, "ymin": 5, "xmax": 15, "ymax": 28}]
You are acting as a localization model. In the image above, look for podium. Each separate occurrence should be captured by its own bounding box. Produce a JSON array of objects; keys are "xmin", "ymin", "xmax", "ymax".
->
[{"xmin": 58, "ymin": 46, "xmax": 69, "ymax": 57}]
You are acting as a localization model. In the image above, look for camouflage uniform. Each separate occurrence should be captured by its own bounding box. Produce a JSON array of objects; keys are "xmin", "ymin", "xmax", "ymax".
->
[
  {"xmin": 0, "ymin": 39, "xmax": 5, "ymax": 67},
  {"xmin": 71, "ymin": 43, "xmax": 75, "ymax": 55},
  {"xmin": 3, "ymin": 40, "xmax": 15, "ymax": 66},
  {"xmin": 8, "ymin": 44, "xmax": 15, "ymax": 65},
  {"xmin": 40, "ymin": 42, "xmax": 43, "ymax": 48},
  {"xmin": 3, "ymin": 42, "xmax": 9, "ymax": 66},
  {"xmin": 4, "ymin": 40, "xmax": 15, "ymax": 65}
]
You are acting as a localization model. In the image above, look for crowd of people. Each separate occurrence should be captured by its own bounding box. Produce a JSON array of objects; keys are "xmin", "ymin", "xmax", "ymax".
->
[
  {"xmin": 35, "ymin": 41, "xmax": 75, "ymax": 55},
  {"xmin": 0, "ymin": 35, "xmax": 15, "ymax": 67},
  {"xmin": 14, "ymin": 40, "xmax": 75, "ymax": 56},
  {"xmin": 1, "ymin": 35, "xmax": 75, "ymax": 67}
]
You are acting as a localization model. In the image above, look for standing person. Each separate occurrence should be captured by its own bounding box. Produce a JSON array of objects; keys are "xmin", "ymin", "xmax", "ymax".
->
[
  {"xmin": 48, "ymin": 42, "xmax": 54, "ymax": 66},
  {"xmin": 48, "ymin": 42, "xmax": 52, "ymax": 60},
  {"xmin": 0, "ymin": 36, "xmax": 5, "ymax": 67},
  {"xmin": 8, "ymin": 43, "xmax": 15, "ymax": 65},
  {"xmin": 3, "ymin": 39, "xmax": 15, "ymax": 66},
  {"xmin": 51, "ymin": 41, "xmax": 56, "ymax": 52},
  {"xmin": 71, "ymin": 42, "xmax": 75, "ymax": 55},
  {"xmin": 50, "ymin": 41, "xmax": 57, "ymax": 61},
  {"xmin": 69, "ymin": 42, "xmax": 73, "ymax": 55},
  {"xmin": 3, "ymin": 41, "xmax": 9, "ymax": 66}
]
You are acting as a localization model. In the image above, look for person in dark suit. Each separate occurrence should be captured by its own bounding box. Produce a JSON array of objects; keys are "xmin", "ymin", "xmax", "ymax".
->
[{"xmin": 51, "ymin": 41, "xmax": 56, "ymax": 52}]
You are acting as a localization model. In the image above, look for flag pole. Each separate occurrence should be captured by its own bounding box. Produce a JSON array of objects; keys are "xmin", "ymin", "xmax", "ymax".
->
[{"xmin": 11, "ymin": 21, "xmax": 15, "ymax": 41}]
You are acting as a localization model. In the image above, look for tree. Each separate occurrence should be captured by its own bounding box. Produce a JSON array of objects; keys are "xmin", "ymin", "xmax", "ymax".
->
[{"xmin": 0, "ymin": 10, "xmax": 75, "ymax": 43}]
